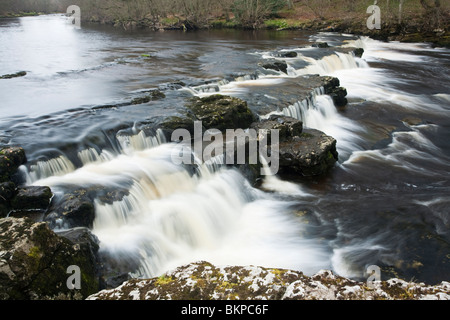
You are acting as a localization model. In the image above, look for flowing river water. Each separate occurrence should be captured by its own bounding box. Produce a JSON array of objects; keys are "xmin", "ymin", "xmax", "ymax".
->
[{"xmin": 1, "ymin": 14, "xmax": 449, "ymax": 284}]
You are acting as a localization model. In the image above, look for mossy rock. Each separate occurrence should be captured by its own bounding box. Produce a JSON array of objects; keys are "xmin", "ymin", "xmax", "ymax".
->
[
  {"xmin": 0, "ymin": 217, "xmax": 100, "ymax": 299},
  {"xmin": 185, "ymin": 94, "xmax": 256, "ymax": 132},
  {"xmin": 0, "ymin": 147, "xmax": 27, "ymax": 183}
]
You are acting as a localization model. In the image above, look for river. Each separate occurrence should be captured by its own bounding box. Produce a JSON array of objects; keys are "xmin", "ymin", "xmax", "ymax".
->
[{"xmin": 1, "ymin": 14, "xmax": 449, "ymax": 285}]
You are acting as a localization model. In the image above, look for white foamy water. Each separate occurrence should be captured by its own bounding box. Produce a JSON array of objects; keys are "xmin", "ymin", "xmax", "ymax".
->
[{"xmin": 29, "ymin": 132, "xmax": 332, "ymax": 278}]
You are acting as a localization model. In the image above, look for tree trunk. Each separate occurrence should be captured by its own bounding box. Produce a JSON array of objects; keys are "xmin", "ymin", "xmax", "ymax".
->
[{"xmin": 398, "ymin": 0, "xmax": 405, "ymax": 24}]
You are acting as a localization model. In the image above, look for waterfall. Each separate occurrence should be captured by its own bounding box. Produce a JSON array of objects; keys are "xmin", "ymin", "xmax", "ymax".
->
[
  {"xmin": 27, "ymin": 133, "xmax": 331, "ymax": 279},
  {"xmin": 279, "ymin": 88, "xmax": 364, "ymax": 161},
  {"xmin": 78, "ymin": 148, "xmax": 115, "ymax": 166},
  {"xmin": 25, "ymin": 155, "xmax": 76, "ymax": 184},
  {"xmin": 117, "ymin": 129, "xmax": 166, "ymax": 154},
  {"xmin": 294, "ymin": 52, "xmax": 369, "ymax": 76}
]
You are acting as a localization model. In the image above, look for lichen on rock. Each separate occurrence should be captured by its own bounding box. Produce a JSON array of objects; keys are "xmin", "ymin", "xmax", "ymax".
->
[
  {"xmin": 87, "ymin": 261, "xmax": 450, "ymax": 300},
  {"xmin": 0, "ymin": 217, "xmax": 101, "ymax": 300}
]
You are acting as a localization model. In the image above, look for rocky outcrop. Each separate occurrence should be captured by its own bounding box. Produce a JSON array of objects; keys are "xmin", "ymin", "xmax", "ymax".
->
[
  {"xmin": 87, "ymin": 261, "xmax": 450, "ymax": 300},
  {"xmin": 0, "ymin": 217, "xmax": 101, "ymax": 300}
]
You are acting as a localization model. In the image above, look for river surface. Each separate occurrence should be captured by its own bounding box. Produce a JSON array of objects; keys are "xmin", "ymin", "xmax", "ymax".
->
[{"xmin": 1, "ymin": 14, "xmax": 449, "ymax": 284}]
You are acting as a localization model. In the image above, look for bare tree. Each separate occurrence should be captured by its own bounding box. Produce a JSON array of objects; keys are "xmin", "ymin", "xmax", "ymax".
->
[
  {"xmin": 420, "ymin": 0, "xmax": 443, "ymax": 29},
  {"xmin": 398, "ymin": 0, "xmax": 405, "ymax": 24},
  {"xmin": 232, "ymin": 0, "xmax": 286, "ymax": 28}
]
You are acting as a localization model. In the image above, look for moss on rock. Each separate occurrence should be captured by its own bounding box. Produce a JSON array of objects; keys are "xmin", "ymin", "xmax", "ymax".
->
[{"xmin": 0, "ymin": 217, "xmax": 100, "ymax": 300}]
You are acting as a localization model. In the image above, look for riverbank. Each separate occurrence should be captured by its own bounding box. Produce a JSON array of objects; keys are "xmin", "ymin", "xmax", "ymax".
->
[
  {"xmin": 74, "ymin": 1, "xmax": 449, "ymax": 48},
  {"xmin": 0, "ymin": 12, "xmax": 41, "ymax": 19}
]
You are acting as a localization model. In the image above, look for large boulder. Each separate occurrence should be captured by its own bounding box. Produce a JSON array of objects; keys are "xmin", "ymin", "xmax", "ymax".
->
[
  {"xmin": 278, "ymin": 128, "xmax": 338, "ymax": 176},
  {"xmin": 0, "ymin": 217, "xmax": 100, "ymax": 299},
  {"xmin": 87, "ymin": 261, "xmax": 450, "ymax": 300}
]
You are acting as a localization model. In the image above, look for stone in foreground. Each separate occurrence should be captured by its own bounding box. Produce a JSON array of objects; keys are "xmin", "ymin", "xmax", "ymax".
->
[{"xmin": 88, "ymin": 261, "xmax": 450, "ymax": 300}]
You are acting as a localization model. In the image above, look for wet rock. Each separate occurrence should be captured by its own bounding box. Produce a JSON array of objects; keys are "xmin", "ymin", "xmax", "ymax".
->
[
  {"xmin": 278, "ymin": 128, "xmax": 338, "ymax": 176},
  {"xmin": 260, "ymin": 60, "xmax": 288, "ymax": 74},
  {"xmin": 250, "ymin": 116, "xmax": 337, "ymax": 177},
  {"xmin": 251, "ymin": 115, "xmax": 303, "ymax": 143},
  {"xmin": 320, "ymin": 76, "xmax": 341, "ymax": 94},
  {"xmin": 279, "ymin": 51, "xmax": 298, "ymax": 58},
  {"xmin": 0, "ymin": 71, "xmax": 26, "ymax": 79},
  {"xmin": 159, "ymin": 116, "xmax": 199, "ymax": 136},
  {"xmin": 131, "ymin": 90, "xmax": 166, "ymax": 105},
  {"xmin": 186, "ymin": 94, "xmax": 256, "ymax": 132},
  {"xmin": 10, "ymin": 186, "xmax": 52, "ymax": 211},
  {"xmin": 0, "ymin": 182, "xmax": 16, "ymax": 217},
  {"xmin": 312, "ymin": 42, "xmax": 329, "ymax": 48},
  {"xmin": 0, "ymin": 217, "xmax": 100, "ymax": 300},
  {"xmin": 0, "ymin": 147, "xmax": 27, "ymax": 183},
  {"xmin": 328, "ymin": 86, "xmax": 348, "ymax": 107},
  {"xmin": 353, "ymin": 48, "xmax": 364, "ymax": 58},
  {"xmin": 160, "ymin": 95, "xmax": 255, "ymax": 136},
  {"xmin": 87, "ymin": 261, "xmax": 450, "ymax": 300},
  {"xmin": 45, "ymin": 189, "xmax": 95, "ymax": 229}
]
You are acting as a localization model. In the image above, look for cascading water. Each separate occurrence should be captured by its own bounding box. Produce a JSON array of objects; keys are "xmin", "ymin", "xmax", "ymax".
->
[
  {"xmin": 3, "ymin": 16, "xmax": 449, "ymax": 285},
  {"xmin": 26, "ymin": 129, "xmax": 332, "ymax": 278}
]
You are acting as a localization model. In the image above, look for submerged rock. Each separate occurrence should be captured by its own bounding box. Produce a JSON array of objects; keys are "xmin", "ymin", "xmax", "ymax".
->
[
  {"xmin": 87, "ymin": 261, "xmax": 450, "ymax": 300},
  {"xmin": 0, "ymin": 217, "xmax": 100, "ymax": 300}
]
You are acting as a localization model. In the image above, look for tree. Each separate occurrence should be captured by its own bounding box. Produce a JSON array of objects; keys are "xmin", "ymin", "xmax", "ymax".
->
[
  {"xmin": 398, "ymin": 0, "xmax": 405, "ymax": 24},
  {"xmin": 420, "ymin": 0, "xmax": 443, "ymax": 29},
  {"xmin": 232, "ymin": 0, "xmax": 286, "ymax": 28}
]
